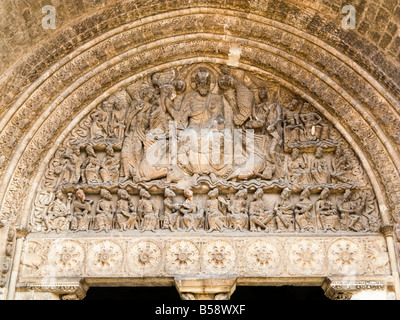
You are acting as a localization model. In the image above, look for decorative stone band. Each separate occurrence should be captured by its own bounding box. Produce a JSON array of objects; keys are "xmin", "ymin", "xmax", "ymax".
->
[{"xmin": 18, "ymin": 234, "xmax": 391, "ymax": 286}]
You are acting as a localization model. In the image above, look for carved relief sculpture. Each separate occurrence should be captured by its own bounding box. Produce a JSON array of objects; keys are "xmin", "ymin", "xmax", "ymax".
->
[
  {"xmin": 274, "ymin": 188, "xmax": 295, "ymax": 232},
  {"xmin": 31, "ymin": 63, "xmax": 381, "ymax": 237},
  {"xmin": 227, "ymin": 189, "xmax": 249, "ymax": 232},
  {"xmin": 316, "ymin": 188, "xmax": 340, "ymax": 232},
  {"xmin": 206, "ymin": 189, "xmax": 228, "ymax": 233},
  {"xmin": 43, "ymin": 191, "xmax": 70, "ymax": 234},
  {"xmin": 180, "ymin": 189, "xmax": 204, "ymax": 232},
  {"xmin": 338, "ymin": 189, "xmax": 368, "ymax": 232},
  {"xmin": 81, "ymin": 145, "xmax": 102, "ymax": 184},
  {"xmin": 94, "ymin": 189, "xmax": 115, "ymax": 233},
  {"xmin": 71, "ymin": 189, "xmax": 93, "ymax": 232},
  {"xmin": 249, "ymin": 188, "xmax": 275, "ymax": 232},
  {"xmin": 138, "ymin": 189, "xmax": 160, "ymax": 232},
  {"xmin": 294, "ymin": 188, "xmax": 315, "ymax": 232},
  {"xmin": 100, "ymin": 145, "xmax": 120, "ymax": 184},
  {"xmin": 162, "ymin": 188, "xmax": 181, "ymax": 232},
  {"xmin": 115, "ymin": 189, "xmax": 138, "ymax": 231}
]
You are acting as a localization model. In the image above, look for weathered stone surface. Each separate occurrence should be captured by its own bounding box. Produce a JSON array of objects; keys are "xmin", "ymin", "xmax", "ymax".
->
[{"xmin": 0, "ymin": 0, "xmax": 399, "ymax": 300}]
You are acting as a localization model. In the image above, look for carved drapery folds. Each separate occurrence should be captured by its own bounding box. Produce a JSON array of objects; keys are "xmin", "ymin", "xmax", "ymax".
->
[{"xmin": 30, "ymin": 64, "xmax": 381, "ymax": 235}]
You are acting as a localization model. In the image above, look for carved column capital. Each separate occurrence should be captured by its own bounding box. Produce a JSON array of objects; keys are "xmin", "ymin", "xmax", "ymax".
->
[
  {"xmin": 322, "ymin": 278, "xmax": 389, "ymax": 300},
  {"xmin": 380, "ymin": 224, "xmax": 394, "ymax": 237},
  {"xmin": 15, "ymin": 228, "xmax": 29, "ymax": 240},
  {"xmin": 175, "ymin": 277, "xmax": 237, "ymax": 300},
  {"xmin": 18, "ymin": 279, "xmax": 89, "ymax": 300}
]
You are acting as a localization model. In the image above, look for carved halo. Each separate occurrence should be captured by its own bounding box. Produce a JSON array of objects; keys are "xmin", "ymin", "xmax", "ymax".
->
[{"xmin": 190, "ymin": 66, "xmax": 217, "ymax": 92}]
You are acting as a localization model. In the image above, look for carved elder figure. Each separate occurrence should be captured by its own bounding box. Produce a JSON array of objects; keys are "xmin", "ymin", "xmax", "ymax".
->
[
  {"xmin": 310, "ymin": 147, "xmax": 330, "ymax": 184},
  {"xmin": 338, "ymin": 189, "xmax": 368, "ymax": 232},
  {"xmin": 90, "ymin": 100, "xmax": 111, "ymax": 140},
  {"xmin": 180, "ymin": 189, "xmax": 204, "ymax": 232},
  {"xmin": 294, "ymin": 188, "xmax": 315, "ymax": 232},
  {"xmin": 100, "ymin": 145, "xmax": 120, "ymax": 184},
  {"xmin": 81, "ymin": 145, "xmax": 102, "ymax": 184},
  {"xmin": 274, "ymin": 188, "xmax": 295, "ymax": 232},
  {"xmin": 330, "ymin": 146, "xmax": 350, "ymax": 184},
  {"xmin": 108, "ymin": 96, "xmax": 126, "ymax": 140},
  {"xmin": 249, "ymin": 188, "xmax": 275, "ymax": 232},
  {"xmin": 162, "ymin": 188, "xmax": 181, "ymax": 231},
  {"xmin": 316, "ymin": 188, "xmax": 340, "ymax": 232},
  {"xmin": 58, "ymin": 146, "xmax": 82, "ymax": 184},
  {"xmin": 138, "ymin": 189, "xmax": 160, "ymax": 232},
  {"xmin": 44, "ymin": 191, "xmax": 70, "ymax": 233},
  {"xmin": 71, "ymin": 189, "xmax": 93, "ymax": 232},
  {"xmin": 94, "ymin": 189, "xmax": 114, "ymax": 233},
  {"xmin": 206, "ymin": 189, "xmax": 227, "ymax": 233},
  {"xmin": 283, "ymin": 99, "xmax": 303, "ymax": 144},
  {"xmin": 115, "ymin": 189, "xmax": 138, "ymax": 231},
  {"xmin": 228, "ymin": 189, "xmax": 249, "ymax": 232},
  {"xmin": 287, "ymin": 148, "xmax": 309, "ymax": 184},
  {"xmin": 299, "ymin": 103, "xmax": 330, "ymax": 141}
]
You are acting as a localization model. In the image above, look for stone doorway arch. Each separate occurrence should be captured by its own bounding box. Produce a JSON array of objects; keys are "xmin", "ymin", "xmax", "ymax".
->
[{"xmin": 0, "ymin": 0, "xmax": 399, "ymax": 301}]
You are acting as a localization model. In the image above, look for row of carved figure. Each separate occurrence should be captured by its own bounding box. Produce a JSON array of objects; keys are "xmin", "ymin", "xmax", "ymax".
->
[
  {"xmin": 56, "ymin": 142, "xmax": 356, "ymax": 187},
  {"xmin": 42, "ymin": 186, "xmax": 373, "ymax": 234}
]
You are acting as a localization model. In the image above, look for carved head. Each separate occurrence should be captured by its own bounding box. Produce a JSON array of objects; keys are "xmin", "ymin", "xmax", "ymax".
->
[
  {"xmin": 315, "ymin": 147, "xmax": 324, "ymax": 158},
  {"xmin": 76, "ymin": 189, "xmax": 85, "ymax": 202},
  {"xmin": 105, "ymin": 145, "xmax": 114, "ymax": 156},
  {"xmin": 291, "ymin": 148, "xmax": 299, "ymax": 160},
  {"xmin": 236, "ymin": 188, "xmax": 247, "ymax": 199},
  {"xmin": 281, "ymin": 188, "xmax": 292, "ymax": 199},
  {"xmin": 343, "ymin": 189, "xmax": 352, "ymax": 200},
  {"xmin": 258, "ymin": 87, "xmax": 268, "ymax": 102},
  {"xmin": 335, "ymin": 146, "xmax": 344, "ymax": 157},
  {"xmin": 208, "ymin": 188, "xmax": 219, "ymax": 198},
  {"xmin": 85, "ymin": 144, "xmax": 96, "ymax": 157},
  {"xmin": 100, "ymin": 189, "xmax": 112, "ymax": 200},
  {"xmin": 194, "ymin": 68, "xmax": 212, "ymax": 96},
  {"xmin": 300, "ymin": 188, "xmax": 310, "ymax": 199},
  {"xmin": 218, "ymin": 74, "xmax": 233, "ymax": 91},
  {"xmin": 55, "ymin": 190, "xmax": 64, "ymax": 201},
  {"xmin": 118, "ymin": 189, "xmax": 130, "ymax": 200},
  {"xmin": 184, "ymin": 189, "xmax": 193, "ymax": 200},
  {"xmin": 173, "ymin": 79, "xmax": 187, "ymax": 94},
  {"xmin": 253, "ymin": 188, "xmax": 264, "ymax": 200},
  {"xmin": 102, "ymin": 100, "xmax": 111, "ymax": 111},
  {"xmin": 320, "ymin": 188, "xmax": 330, "ymax": 199},
  {"xmin": 288, "ymin": 99, "xmax": 298, "ymax": 110},
  {"xmin": 139, "ymin": 87, "xmax": 155, "ymax": 102},
  {"xmin": 140, "ymin": 188, "xmax": 151, "ymax": 199},
  {"xmin": 165, "ymin": 188, "xmax": 176, "ymax": 198}
]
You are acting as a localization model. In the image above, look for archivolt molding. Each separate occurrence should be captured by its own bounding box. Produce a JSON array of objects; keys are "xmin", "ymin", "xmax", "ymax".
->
[{"xmin": 0, "ymin": 10, "xmax": 399, "ymax": 228}]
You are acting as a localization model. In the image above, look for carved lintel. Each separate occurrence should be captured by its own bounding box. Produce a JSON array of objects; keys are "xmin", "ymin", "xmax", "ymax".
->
[
  {"xmin": 18, "ymin": 279, "xmax": 89, "ymax": 300},
  {"xmin": 322, "ymin": 278, "xmax": 388, "ymax": 300},
  {"xmin": 175, "ymin": 277, "xmax": 237, "ymax": 300}
]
